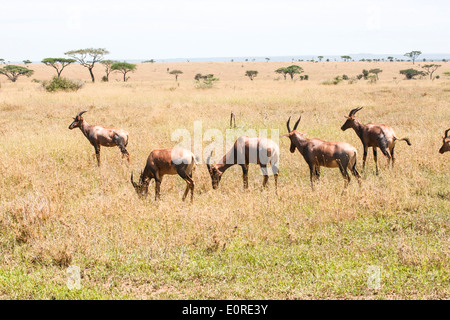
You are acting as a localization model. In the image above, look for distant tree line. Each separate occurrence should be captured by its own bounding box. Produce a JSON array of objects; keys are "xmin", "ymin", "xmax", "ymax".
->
[{"xmin": 0, "ymin": 48, "xmax": 447, "ymax": 87}]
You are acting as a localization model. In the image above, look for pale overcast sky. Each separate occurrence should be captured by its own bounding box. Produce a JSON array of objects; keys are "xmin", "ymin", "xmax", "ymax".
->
[{"xmin": 2, "ymin": 0, "xmax": 449, "ymax": 61}]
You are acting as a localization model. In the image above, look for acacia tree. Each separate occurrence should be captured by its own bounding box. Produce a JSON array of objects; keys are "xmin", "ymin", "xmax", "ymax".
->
[
  {"xmin": 400, "ymin": 68, "xmax": 426, "ymax": 79},
  {"xmin": 421, "ymin": 64, "xmax": 441, "ymax": 80},
  {"xmin": 369, "ymin": 68, "xmax": 383, "ymax": 80},
  {"xmin": 245, "ymin": 70, "xmax": 258, "ymax": 80},
  {"xmin": 64, "ymin": 48, "xmax": 109, "ymax": 82},
  {"xmin": 100, "ymin": 60, "xmax": 116, "ymax": 82},
  {"xmin": 404, "ymin": 51, "xmax": 421, "ymax": 64},
  {"xmin": 0, "ymin": 65, "xmax": 34, "ymax": 82},
  {"xmin": 41, "ymin": 58, "xmax": 76, "ymax": 78},
  {"xmin": 169, "ymin": 69, "xmax": 183, "ymax": 81},
  {"xmin": 285, "ymin": 65, "xmax": 304, "ymax": 80},
  {"xmin": 341, "ymin": 55, "xmax": 352, "ymax": 62},
  {"xmin": 111, "ymin": 62, "xmax": 136, "ymax": 82},
  {"xmin": 275, "ymin": 67, "xmax": 288, "ymax": 80}
]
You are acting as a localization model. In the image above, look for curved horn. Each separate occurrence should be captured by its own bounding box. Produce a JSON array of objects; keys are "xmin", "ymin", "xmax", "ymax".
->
[
  {"xmin": 349, "ymin": 107, "xmax": 363, "ymax": 117},
  {"xmin": 445, "ymin": 128, "xmax": 450, "ymax": 138},
  {"xmin": 286, "ymin": 116, "xmax": 291, "ymax": 133},
  {"xmin": 130, "ymin": 172, "xmax": 137, "ymax": 188},
  {"xmin": 293, "ymin": 116, "xmax": 301, "ymax": 131},
  {"xmin": 206, "ymin": 151, "xmax": 213, "ymax": 172},
  {"xmin": 77, "ymin": 110, "xmax": 88, "ymax": 117}
]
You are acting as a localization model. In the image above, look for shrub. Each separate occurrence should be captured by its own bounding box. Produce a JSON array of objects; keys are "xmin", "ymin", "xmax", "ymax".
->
[
  {"xmin": 347, "ymin": 77, "xmax": 357, "ymax": 84},
  {"xmin": 321, "ymin": 76, "xmax": 342, "ymax": 85},
  {"xmin": 342, "ymin": 74, "xmax": 349, "ymax": 80},
  {"xmin": 399, "ymin": 68, "xmax": 426, "ymax": 80},
  {"xmin": 42, "ymin": 76, "xmax": 84, "ymax": 92},
  {"xmin": 195, "ymin": 74, "xmax": 219, "ymax": 88},
  {"xmin": 368, "ymin": 75, "xmax": 377, "ymax": 83},
  {"xmin": 362, "ymin": 69, "xmax": 369, "ymax": 80}
]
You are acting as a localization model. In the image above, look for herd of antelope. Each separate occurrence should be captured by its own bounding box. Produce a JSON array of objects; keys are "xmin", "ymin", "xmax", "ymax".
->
[{"xmin": 69, "ymin": 109, "xmax": 449, "ymax": 202}]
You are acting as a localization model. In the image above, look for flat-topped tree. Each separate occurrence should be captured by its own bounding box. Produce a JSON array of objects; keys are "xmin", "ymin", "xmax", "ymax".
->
[
  {"xmin": 404, "ymin": 51, "xmax": 421, "ymax": 64},
  {"xmin": 111, "ymin": 62, "xmax": 136, "ymax": 82},
  {"xmin": 369, "ymin": 68, "xmax": 383, "ymax": 80},
  {"xmin": 64, "ymin": 48, "xmax": 109, "ymax": 82},
  {"xmin": 421, "ymin": 64, "xmax": 441, "ymax": 80},
  {"xmin": 275, "ymin": 67, "xmax": 288, "ymax": 80},
  {"xmin": 245, "ymin": 70, "xmax": 258, "ymax": 80},
  {"xmin": 285, "ymin": 65, "xmax": 303, "ymax": 80},
  {"xmin": 41, "ymin": 58, "xmax": 76, "ymax": 78},
  {"xmin": 169, "ymin": 69, "xmax": 183, "ymax": 81},
  {"xmin": 0, "ymin": 65, "xmax": 34, "ymax": 82},
  {"xmin": 399, "ymin": 68, "xmax": 426, "ymax": 79}
]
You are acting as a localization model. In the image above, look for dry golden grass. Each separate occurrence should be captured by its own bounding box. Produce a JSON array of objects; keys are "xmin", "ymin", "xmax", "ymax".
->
[{"xmin": 0, "ymin": 61, "xmax": 449, "ymax": 299}]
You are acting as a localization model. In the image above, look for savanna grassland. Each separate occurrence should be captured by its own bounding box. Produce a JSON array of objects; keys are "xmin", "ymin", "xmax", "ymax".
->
[{"xmin": 0, "ymin": 61, "xmax": 449, "ymax": 299}]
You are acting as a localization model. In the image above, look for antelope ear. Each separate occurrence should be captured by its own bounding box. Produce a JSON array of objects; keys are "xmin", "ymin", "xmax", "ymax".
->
[{"xmin": 281, "ymin": 133, "xmax": 290, "ymax": 138}]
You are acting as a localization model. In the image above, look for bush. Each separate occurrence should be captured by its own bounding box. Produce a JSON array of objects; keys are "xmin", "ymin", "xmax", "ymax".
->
[
  {"xmin": 342, "ymin": 74, "xmax": 349, "ymax": 80},
  {"xmin": 42, "ymin": 77, "xmax": 84, "ymax": 92},
  {"xmin": 399, "ymin": 68, "xmax": 426, "ymax": 80},
  {"xmin": 362, "ymin": 69, "xmax": 369, "ymax": 80},
  {"xmin": 299, "ymin": 75, "xmax": 309, "ymax": 81},
  {"xmin": 321, "ymin": 76, "xmax": 342, "ymax": 85},
  {"xmin": 347, "ymin": 77, "xmax": 357, "ymax": 84},
  {"xmin": 195, "ymin": 74, "xmax": 219, "ymax": 88}
]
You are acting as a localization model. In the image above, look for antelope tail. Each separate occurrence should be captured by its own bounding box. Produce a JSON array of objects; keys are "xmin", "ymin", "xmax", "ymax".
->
[{"xmin": 396, "ymin": 137, "xmax": 412, "ymax": 146}]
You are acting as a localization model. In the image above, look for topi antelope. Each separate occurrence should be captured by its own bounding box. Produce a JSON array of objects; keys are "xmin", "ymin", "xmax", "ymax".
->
[
  {"xmin": 130, "ymin": 148, "xmax": 198, "ymax": 202},
  {"xmin": 69, "ymin": 110, "xmax": 130, "ymax": 166},
  {"xmin": 206, "ymin": 136, "xmax": 279, "ymax": 192},
  {"xmin": 341, "ymin": 107, "xmax": 411, "ymax": 174},
  {"xmin": 439, "ymin": 129, "xmax": 450, "ymax": 154},
  {"xmin": 283, "ymin": 116, "xmax": 361, "ymax": 190}
]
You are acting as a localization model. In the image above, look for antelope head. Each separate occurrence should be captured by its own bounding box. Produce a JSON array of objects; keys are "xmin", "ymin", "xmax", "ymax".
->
[
  {"xmin": 282, "ymin": 116, "xmax": 303, "ymax": 153},
  {"xmin": 130, "ymin": 171, "xmax": 149, "ymax": 196},
  {"xmin": 69, "ymin": 110, "xmax": 88, "ymax": 130},
  {"xmin": 341, "ymin": 107, "xmax": 363, "ymax": 131},
  {"xmin": 206, "ymin": 151, "xmax": 222, "ymax": 189},
  {"xmin": 439, "ymin": 128, "xmax": 450, "ymax": 154}
]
